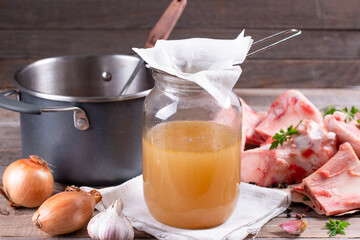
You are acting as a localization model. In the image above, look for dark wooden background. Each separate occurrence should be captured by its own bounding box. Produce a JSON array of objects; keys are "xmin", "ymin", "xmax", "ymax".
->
[{"xmin": 0, "ymin": 0, "xmax": 359, "ymax": 89}]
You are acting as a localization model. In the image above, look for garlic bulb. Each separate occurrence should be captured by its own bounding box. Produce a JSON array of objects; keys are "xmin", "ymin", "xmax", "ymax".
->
[{"xmin": 87, "ymin": 199, "xmax": 134, "ymax": 240}]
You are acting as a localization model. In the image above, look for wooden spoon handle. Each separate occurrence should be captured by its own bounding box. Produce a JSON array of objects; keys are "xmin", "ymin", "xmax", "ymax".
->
[{"xmin": 145, "ymin": 0, "xmax": 187, "ymax": 48}]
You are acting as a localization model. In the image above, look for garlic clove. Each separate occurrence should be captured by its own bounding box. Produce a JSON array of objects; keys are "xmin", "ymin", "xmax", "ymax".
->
[
  {"xmin": 280, "ymin": 219, "xmax": 307, "ymax": 235},
  {"xmin": 87, "ymin": 199, "xmax": 134, "ymax": 240}
]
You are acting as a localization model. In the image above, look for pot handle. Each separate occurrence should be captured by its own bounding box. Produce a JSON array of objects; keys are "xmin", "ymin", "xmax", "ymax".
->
[
  {"xmin": 0, "ymin": 90, "xmax": 41, "ymax": 114},
  {"xmin": 0, "ymin": 90, "xmax": 90, "ymax": 131},
  {"xmin": 42, "ymin": 106, "xmax": 90, "ymax": 131}
]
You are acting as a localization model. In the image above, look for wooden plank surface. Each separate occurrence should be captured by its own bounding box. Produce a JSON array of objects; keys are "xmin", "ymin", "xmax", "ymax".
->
[
  {"xmin": 2, "ymin": 59, "xmax": 360, "ymax": 90},
  {"xmin": 0, "ymin": 88, "xmax": 360, "ymax": 239},
  {"xmin": 1, "ymin": 0, "xmax": 360, "ymax": 30},
  {"xmin": 1, "ymin": 0, "xmax": 359, "ymax": 90},
  {"xmin": 235, "ymin": 88, "xmax": 360, "ymax": 112},
  {"xmin": 0, "ymin": 29, "xmax": 359, "ymax": 59}
]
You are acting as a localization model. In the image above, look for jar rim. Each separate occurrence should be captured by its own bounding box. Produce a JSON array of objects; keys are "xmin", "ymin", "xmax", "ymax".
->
[{"xmin": 151, "ymin": 69, "xmax": 203, "ymax": 90}]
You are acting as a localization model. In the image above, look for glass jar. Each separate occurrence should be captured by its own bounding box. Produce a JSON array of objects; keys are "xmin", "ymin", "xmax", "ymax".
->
[{"xmin": 142, "ymin": 70, "xmax": 242, "ymax": 229}]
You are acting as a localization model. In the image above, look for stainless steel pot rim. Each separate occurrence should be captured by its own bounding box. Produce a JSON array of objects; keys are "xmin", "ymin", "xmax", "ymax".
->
[{"xmin": 13, "ymin": 54, "xmax": 152, "ymax": 102}]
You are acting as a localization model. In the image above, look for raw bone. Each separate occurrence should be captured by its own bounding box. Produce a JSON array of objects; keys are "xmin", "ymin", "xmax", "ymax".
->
[
  {"xmin": 240, "ymin": 98, "xmax": 265, "ymax": 148},
  {"xmin": 292, "ymin": 142, "xmax": 360, "ymax": 216},
  {"xmin": 215, "ymin": 97, "xmax": 264, "ymax": 151},
  {"xmin": 241, "ymin": 120, "xmax": 337, "ymax": 187},
  {"xmin": 324, "ymin": 111, "xmax": 360, "ymax": 157},
  {"xmin": 255, "ymin": 90, "xmax": 323, "ymax": 141}
]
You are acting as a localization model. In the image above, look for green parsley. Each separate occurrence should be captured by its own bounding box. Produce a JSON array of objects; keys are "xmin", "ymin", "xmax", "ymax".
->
[
  {"xmin": 323, "ymin": 105, "xmax": 359, "ymax": 123},
  {"xmin": 323, "ymin": 104, "xmax": 337, "ymax": 116},
  {"xmin": 302, "ymin": 196, "xmax": 310, "ymax": 201},
  {"xmin": 345, "ymin": 106, "xmax": 359, "ymax": 123},
  {"xmin": 270, "ymin": 125, "xmax": 299, "ymax": 150},
  {"xmin": 325, "ymin": 218, "xmax": 350, "ymax": 237}
]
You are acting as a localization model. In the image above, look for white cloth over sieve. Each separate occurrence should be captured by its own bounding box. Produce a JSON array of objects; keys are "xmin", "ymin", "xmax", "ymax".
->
[{"xmin": 132, "ymin": 31, "xmax": 253, "ymax": 106}]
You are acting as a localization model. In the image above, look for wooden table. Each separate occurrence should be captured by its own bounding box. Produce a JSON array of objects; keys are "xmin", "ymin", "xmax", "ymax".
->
[{"xmin": 1, "ymin": 88, "xmax": 360, "ymax": 239}]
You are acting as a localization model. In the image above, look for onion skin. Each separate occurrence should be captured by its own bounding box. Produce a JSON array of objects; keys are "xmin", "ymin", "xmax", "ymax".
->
[
  {"xmin": 32, "ymin": 188, "xmax": 101, "ymax": 235},
  {"xmin": 2, "ymin": 155, "xmax": 54, "ymax": 208}
]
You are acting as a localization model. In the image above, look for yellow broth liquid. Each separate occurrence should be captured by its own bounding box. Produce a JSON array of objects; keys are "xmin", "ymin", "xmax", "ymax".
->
[{"xmin": 143, "ymin": 121, "xmax": 241, "ymax": 229}]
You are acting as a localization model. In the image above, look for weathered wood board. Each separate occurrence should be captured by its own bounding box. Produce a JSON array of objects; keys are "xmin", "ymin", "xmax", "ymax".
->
[
  {"xmin": 1, "ymin": 59, "xmax": 360, "ymax": 92},
  {"xmin": 1, "ymin": 0, "xmax": 360, "ymax": 30},
  {"xmin": 0, "ymin": 0, "xmax": 359, "ymax": 89},
  {"xmin": 1, "ymin": 29, "xmax": 360, "ymax": 59},
  {"xmin": 0, "ymin": 88, "xmax": 360, "ymax": 239}
]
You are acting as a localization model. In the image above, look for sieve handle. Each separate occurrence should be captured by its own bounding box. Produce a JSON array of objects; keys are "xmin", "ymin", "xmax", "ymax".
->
[{"xmin": 244, "ymin": 29, "xmax": 301, "ymax": 60}]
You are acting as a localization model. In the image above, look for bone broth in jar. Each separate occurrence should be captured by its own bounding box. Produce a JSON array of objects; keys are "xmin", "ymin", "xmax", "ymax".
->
[{"xmin": 142, "ymin": 70, "xmax": 242, "ymax": 229}]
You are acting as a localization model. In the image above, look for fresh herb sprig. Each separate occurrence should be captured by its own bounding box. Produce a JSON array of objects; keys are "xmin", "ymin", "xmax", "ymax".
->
[
  {"xmin": 325, "ymin": 218, "xmax": 350, "ymax": 237},
  {"xmin": 270, "ymin": 125, "xmax": 299, "ymax": 150},
  {"xmin": 344, "ymin": 106, "xmax": 359, "ymax": 123},
  {"xmin": 323, "ymin": 105, "xmax": 359, "ymax": 123},
  {"xmin": 302, "ymin": 196, "xmax": 310, "ymax": 201},
  {"xmin": 323, "ymin": 104, "xmax": 338, "ymax": 116}
]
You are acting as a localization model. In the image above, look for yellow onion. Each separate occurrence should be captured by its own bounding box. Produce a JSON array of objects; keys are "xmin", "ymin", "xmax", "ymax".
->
[
  {"xmin": 2, "ymin": 155, "xmax": 54, "ymax": 208},
  {"xmin": 32, "ymin": 186, "xmax": 102, "ymax": 235}
]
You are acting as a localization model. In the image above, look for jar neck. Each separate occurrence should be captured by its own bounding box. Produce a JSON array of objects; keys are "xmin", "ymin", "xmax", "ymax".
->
[{"xmin": 152, "ymin": 70, "xmax": 204, "ymax": 92}]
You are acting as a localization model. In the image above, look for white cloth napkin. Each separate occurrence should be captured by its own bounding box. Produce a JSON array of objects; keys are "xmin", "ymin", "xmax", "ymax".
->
[
  {"xmin": 83, "ymin": 175, "xmax": 290, "ymax": 240},
  {"xmin": 132, "ymin": 31, "xmax": 253, "ymax": 106}
]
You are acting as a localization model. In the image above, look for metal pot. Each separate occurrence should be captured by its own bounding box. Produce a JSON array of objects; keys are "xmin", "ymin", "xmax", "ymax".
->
[{"xmin": 0, "ymin": 54, "xmax": 153, "ymax": 186}]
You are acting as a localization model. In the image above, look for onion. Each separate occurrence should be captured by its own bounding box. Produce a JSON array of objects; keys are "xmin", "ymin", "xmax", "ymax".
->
[
  {"xmin": 2, "ymin": 155, "xmax": 54, "ymax": 208},
  {"xmin": 32, "ymin": 186, "xmax": 102, "ymax": 235}
]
